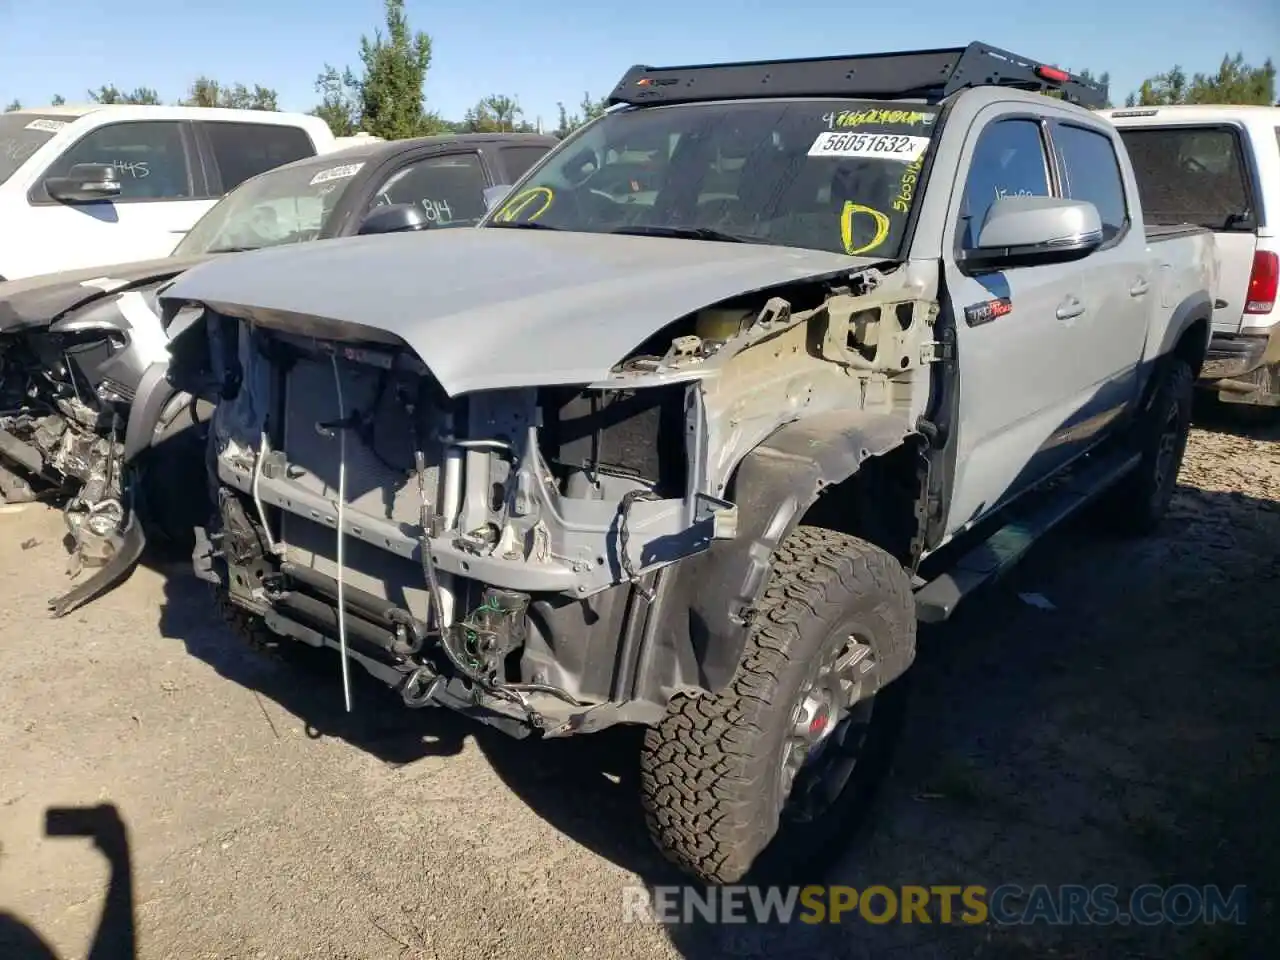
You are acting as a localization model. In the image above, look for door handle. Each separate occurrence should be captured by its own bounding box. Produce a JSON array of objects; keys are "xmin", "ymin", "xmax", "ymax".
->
[
  {"xmin": 1130, "ymin": 278, "xmax": 1150, "ymax": 297},
  {"xmin": 1056, "ymin": 296, "xmax": 1086, "ymax": 321}
]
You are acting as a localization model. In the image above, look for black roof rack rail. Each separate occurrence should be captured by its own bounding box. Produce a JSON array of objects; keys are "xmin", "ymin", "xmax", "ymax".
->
[{"xmin": 607, "ymin": 42, "xmax": 1107, "ymax": 110}]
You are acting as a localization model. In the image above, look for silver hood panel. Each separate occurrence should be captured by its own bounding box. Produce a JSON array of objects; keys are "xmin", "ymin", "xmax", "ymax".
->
[{"xmin": 158, "ymin": 228, "xmax": 877, "ymax": 396}]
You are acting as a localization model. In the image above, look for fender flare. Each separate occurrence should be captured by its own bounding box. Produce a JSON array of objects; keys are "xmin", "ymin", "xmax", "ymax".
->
[
  {"xmin": 1141, "ymin": 289, "xmax": 1208, "ymax": 401},
  {"xmin": 123, "ymin": 361, "xmax": 194, "ymax": 463},
  {"xmin": 642, "ymin": 410, "xmax": 918, "ymax": 699}
]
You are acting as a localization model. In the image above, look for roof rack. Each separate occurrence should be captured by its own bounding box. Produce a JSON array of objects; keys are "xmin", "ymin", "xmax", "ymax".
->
[{"xmin": 607, "ymin": 42, "xmax": 1107, "ymax": 110}]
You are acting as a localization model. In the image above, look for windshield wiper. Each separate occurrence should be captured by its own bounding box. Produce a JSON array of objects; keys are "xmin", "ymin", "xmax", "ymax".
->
[
  {"xmin": 485, "ymin": 221, "xmax": 562, "ymax": 231},
  {"xmin": 607, "ymin": 225, "xmax": 764, "ymax": 244},
  {"xmin": 204, "ymin": 245, "xmax": 258, "ymax": 254}
]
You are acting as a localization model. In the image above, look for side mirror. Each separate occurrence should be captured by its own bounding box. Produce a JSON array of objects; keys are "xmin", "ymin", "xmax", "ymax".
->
[
  {"xmin": 961, "ymin": 196, "xmax": 1104, "ymax": 272},
  {"xmin": 357, "ymin": 202, "xmax": 428, "ymax": 236},
  {"xmin": 44, "ymin": 163, "xmax": 122, "ymax": 204},
  {"xmin": 483, "ymin": 184, "xmax": 513, "ymax": 211}
]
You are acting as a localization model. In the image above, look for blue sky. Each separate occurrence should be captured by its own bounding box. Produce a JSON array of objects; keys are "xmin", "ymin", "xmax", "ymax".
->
[{"xmin": 0, "ymin": 0, "xmax": 1275, "ymax": 126}]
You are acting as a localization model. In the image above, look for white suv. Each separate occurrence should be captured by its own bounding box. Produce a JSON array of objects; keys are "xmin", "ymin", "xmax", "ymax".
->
[
  {"xmin": 0, "ymin": 104, "xmax": 336, "ymax": 281},
  {"xmin": 1103, "ymin": 104, "xmax": 1280, "ymax": 407}
]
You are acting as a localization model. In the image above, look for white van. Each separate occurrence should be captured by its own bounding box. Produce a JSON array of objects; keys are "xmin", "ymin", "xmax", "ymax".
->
[
  {"xmin": 0, "ymin": 104, "xmax": 336, "ymax": 281},
  {"xmin": 1102, "ymin": 104, "xmax": 1280, "ymax": 408}
]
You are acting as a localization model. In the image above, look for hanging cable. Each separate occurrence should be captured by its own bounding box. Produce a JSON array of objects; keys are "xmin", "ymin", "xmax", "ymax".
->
[{"xmin": 329, "ymin": 351, "xmax": 353, "ymax": 713}]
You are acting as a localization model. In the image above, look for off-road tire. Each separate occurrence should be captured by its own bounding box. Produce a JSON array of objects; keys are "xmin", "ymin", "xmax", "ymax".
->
[
  {"xmin": 639, "ymin": 526, "xmax": 916, "ymax": 885},
  {"xmin": 1102, "ymin": 357, "xmax": 1194, "ymax": 535}
]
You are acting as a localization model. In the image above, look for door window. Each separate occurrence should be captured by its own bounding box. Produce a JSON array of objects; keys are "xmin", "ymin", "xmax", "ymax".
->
[
  {"xmin": 203, "ymin": 121, "xmax": 316, "ymax": 192},
  {"xmin": 499, "ymin": 144, "xmax": 552, "ymax": 182},
  {"xmin": 42, "ymin": 121, "xmax": 192, "ymax": 200},
  {"xmin": 958, "ymin": 118, "xmax": 1051, "ymax": 247},
  {"xmin": 1054, "ymin": 123, "xmax": 1129, "ymax": 241},
  {"xmin": 367, "ymin": 152, "xmax": 489, "ymax": 227}
]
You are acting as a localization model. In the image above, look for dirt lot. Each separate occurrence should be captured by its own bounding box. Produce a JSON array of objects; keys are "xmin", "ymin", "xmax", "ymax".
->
[{"xmin": 1, "ymin": 404, "xmax": 1277, "ymax": 960}]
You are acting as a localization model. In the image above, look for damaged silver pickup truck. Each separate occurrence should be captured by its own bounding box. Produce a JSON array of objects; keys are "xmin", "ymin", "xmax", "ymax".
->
[{"xmin": 156, "ymin": 44, "xmax": 1217, "ymax": 884}]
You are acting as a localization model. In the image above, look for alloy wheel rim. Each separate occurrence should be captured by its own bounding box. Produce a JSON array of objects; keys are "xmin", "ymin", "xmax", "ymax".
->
[{"xmin": 779, "ymin": 633, "xmax": 878, "ymax": 823}]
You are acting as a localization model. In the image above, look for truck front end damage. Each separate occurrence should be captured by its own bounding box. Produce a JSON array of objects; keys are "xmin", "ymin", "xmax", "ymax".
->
[
  {"xmin": 174, "ymin": 253, "xmax": 939, "ymax": 739},
  {"xmin": 0, "ymin": 261, "xmax": 209, "ymax": 615},
  {"xmin": 0, "ymin": 324, "xmax": 138, "ymax": 589}
]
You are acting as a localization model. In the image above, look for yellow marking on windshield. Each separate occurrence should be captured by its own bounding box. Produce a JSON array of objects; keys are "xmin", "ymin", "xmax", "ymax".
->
[
  {"xmin": 840, "ymin": 202, "xmax": 891, "ymax": 256},
  {"xmin": 494, "ymin": 186, "xmax": 554, "ymax": 222},
  {"xmin": 892, "ymin": 155, "xmax": 926, "ymax": 214},
  {"xmin": 824, "ymin": 109, "xmax": 934, "ymax": 129}
]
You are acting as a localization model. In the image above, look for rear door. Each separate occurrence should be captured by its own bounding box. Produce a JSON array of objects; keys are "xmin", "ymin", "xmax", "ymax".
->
[
  {"xmin": 1116, "ymin": 124, "xmax": 1259, "ymax": 333},
  {"xmin": 1047, "ymin": 119, "xmax": 1150, "ymax": 405}
]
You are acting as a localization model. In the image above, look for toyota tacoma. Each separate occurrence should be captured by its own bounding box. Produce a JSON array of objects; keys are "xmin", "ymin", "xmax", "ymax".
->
[{"xmin": 156, "ymin": 43, "xmax": 1217, "ymax": 884}]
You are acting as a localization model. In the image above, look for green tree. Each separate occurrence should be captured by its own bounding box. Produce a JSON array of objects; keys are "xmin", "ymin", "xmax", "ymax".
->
[
  {"xmin": 355, "ymin": 0, "xmax": 439, "ymax": 139},
  {"xmin": 552, "ymin": 91, "xmax": 609, "ymax": 138},
  {"xmin": 311, "ymin": 0, "xmax": 442, "ymax": 139},
  {"xmin": 181, "ymin": 77, "xmax": 279, "ymax": 110},
  {"xmin": 3, "ymin": 99, "xmax": 20, "ymax": 112},
  {"xmin": 87, "ymin": 84, "xmax": 161, "ymax": 105},
  {"xmin": 1076, "ymin": 69, "xmax": 1113, "ymax": 109},
  {"xmin": 460, "ymin": 94, "xmax": 532, "ymax": 133},
  {"xmin": 51, "ymin": 94, "xmax": 65, "ymax": 106},
  {"xmin": 312, "ymin": 64, "xmax": 361, "ymax": 136},
  {"xmin": 1129, "ymin": 53, "xmax": 1276, "ymax": 106},
  {"xmin": 580, "ymin": 91, "xmax": 608, "ymax": 123}
]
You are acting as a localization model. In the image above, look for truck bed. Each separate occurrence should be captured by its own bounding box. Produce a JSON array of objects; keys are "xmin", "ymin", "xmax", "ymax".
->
[{"xmin": 1145, "ymin": 222, "xmax": 1211, "ymax": 243}]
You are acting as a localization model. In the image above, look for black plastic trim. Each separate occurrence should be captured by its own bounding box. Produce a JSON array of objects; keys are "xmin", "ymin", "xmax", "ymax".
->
[{"xmin": 608, "ymin": 42, "xmax": 1107, "ymax": 109}]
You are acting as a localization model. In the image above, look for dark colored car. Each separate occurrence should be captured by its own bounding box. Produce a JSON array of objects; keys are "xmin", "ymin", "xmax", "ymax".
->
[{"xmin": 0, "ymin": 132, "xmax": 558, "ymax": 615}]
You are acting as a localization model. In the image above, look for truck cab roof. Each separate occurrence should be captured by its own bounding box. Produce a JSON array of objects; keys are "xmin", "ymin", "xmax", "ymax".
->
[{"xmin": 10, "ymin": 103, "xmax": 335, "ymax": 131}]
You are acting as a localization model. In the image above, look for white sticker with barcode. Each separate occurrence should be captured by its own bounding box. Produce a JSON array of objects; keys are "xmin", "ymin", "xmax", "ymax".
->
[
  {"xmin": 25, "ymin": 118, "xmax": 68, "ymax": 133},
  {"xmin": 309, "ymin": 162, "xmax": 365, "ymax": 186},
  {"xmin": 807, "ymin": 132, "xmax": 930, "ymax": 162}
]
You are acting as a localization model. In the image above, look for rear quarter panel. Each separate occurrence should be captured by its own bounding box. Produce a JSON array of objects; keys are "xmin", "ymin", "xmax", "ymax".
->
[{"xmin": 1141, "ymin": 228, "xmax": 1216, "ymax": 372}]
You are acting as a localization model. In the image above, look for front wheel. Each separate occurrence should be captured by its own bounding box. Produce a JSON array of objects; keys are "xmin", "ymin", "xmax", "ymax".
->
[{"xmin": 639, "ymin": 526, "xmax": 917, "ymax": 885}]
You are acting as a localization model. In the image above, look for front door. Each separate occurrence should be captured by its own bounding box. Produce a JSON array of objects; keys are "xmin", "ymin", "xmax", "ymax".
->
[
  {"xmin": 23, "ymin": 120, "xmax": 214, "ymax": 274},
  {"xmin": 362, "ymin": 150, "xmax": 493, "ymax": 230},
  {"xmin": 941, "ymin": 109, "xmax": 1145, "ymax": 536}
]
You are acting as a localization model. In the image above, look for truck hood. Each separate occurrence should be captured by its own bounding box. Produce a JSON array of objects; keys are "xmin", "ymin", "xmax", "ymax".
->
[
  {"xmin": 0, "ymin": 254, "xmax": 214, "ymax": 333},
  {"xmin": 159, "ymin": 228, "xmax": 877, "ymax": 396}
]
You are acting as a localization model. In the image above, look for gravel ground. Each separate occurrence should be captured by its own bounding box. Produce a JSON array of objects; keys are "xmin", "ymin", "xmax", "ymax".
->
[{"xmin": 1, "ymin": 404, "xmax": 1277, "ymax": 960}]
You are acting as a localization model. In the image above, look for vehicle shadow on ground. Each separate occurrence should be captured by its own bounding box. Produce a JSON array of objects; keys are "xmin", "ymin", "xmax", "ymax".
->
[
  {"xmin": 155, "ymin": 575, "xmax": 477, "ymax": 766},
  {"xmin": 1192, "ymin": 394, "xmax": 1280, "ymax": 441},
  {"xmin": 152, "ymin": 476, "xmax": 1279, "ymax": 960}
]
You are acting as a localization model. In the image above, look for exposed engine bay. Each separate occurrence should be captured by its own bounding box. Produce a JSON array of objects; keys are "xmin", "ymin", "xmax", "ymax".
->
[
  {"xmin": 0, "ymin": 328, "xmax": 131, "ymax": 580},
  {"xmin": 0, "ymin": 269, "xmax": 209, "ymax": 615},
  {"xmin": 182, "ymin": 255, "xmax": 942, "ymax": 738}
]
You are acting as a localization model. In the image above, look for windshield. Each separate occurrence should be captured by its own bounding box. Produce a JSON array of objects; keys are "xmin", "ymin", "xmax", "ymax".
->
[
  {"xmin": 0, "ymin": 114, "xmax": 66, "ymax": 187},
  {"xmin": 175, "ymin": 156, "xmax": 368, "ymax": 255},
  {"xmin": 483, "ymin": 99, "xmax": 939, "ymax": 258}
]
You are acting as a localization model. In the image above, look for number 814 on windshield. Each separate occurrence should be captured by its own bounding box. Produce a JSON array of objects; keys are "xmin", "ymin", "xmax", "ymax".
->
[{"xmin": 807, "ymin": 132, "xmax": 930, "ymax": 162}]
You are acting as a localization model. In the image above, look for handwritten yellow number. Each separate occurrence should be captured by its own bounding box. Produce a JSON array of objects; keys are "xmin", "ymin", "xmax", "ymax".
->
[
  {"xmin": 494, "ymin": 186, "xmax": 555, "ymax": 222},
  {"xmin": 840, "ymin": 202, "xmax": 891, "ymax": 255}
]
